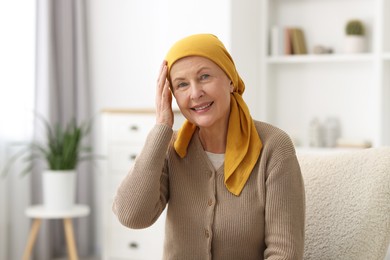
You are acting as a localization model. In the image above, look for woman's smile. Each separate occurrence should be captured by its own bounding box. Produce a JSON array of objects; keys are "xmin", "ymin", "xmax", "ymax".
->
[{"xmin": 191, "ymin": 101, "xmax": 214, "ymax": 112}]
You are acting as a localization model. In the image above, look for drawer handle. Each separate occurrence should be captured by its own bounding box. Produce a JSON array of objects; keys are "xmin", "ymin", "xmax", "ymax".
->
[
  {"xmin": 129, "ymin": 242, "xmax": 139, "ymax": 249},
  {"xmin": 130, "ymin": 154, "xmax": 137, "ymax": 160},
  {"xmin": 129, "ymin": 125, "xmax": 139, "ymax": 131}
]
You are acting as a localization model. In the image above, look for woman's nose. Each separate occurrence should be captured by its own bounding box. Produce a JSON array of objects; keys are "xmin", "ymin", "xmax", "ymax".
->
[{"xmin": 190, "ymin": 83, "xmax": 204, "ymax": 100}]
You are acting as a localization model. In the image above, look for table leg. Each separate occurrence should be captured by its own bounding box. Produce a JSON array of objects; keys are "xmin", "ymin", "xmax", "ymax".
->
[
  {"xmin": 63, "ymin": 218, "xmax": 78, "ymax": 260},
  {"xmin": 22, "ymin": 218, "xmax": 42, "ymax": 260}
]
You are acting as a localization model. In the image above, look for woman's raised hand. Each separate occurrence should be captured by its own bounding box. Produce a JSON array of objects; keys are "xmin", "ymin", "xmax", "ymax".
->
[{"xmin": 155, "ymin": 60, "xmax": 174, "ymax": 127}]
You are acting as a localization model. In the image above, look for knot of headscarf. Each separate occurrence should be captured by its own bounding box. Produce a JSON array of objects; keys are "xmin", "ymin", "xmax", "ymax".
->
[{"xmin": 165, "ymin": 34, "xmax": 262, "ymax": 196}]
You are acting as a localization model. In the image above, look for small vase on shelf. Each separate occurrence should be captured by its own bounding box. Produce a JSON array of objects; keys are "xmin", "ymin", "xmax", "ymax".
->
[{"xmin": 344, "ymin": 19, "xmax": 366, "ymax": 53}]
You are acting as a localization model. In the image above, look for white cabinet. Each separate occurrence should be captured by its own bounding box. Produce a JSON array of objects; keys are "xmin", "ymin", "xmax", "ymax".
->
[
  {"xmin": 259, "ymin": 0, "xmax": 390, "ymax": 147},
  {"xmin": 101, "ymin": 109, "xmax": 184, "ymax": 260}
]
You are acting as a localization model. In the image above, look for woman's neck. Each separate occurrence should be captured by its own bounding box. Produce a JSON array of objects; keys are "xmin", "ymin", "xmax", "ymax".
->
[{"xmin": 198, "ymin": 127, "xmax": 227, "ymax": 154}]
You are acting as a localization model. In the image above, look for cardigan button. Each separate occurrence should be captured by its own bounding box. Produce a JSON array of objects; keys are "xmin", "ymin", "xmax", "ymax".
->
[
  {"xmin": 208, "ymin": 199, "xmax": 213, "ymax": 206},
  {"xmin": 205, "ymin": 229, "xmax": 210, "ymax": 238}
]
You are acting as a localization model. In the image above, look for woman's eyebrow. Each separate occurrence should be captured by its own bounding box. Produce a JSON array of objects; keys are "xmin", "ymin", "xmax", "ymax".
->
[
  {"xmin": 172, "ymin": 66, "xmax": 212, "ymax": 83},
  {"xmin": 197, "ymin": 66, "xmax": 211, "ymax": 73},
  {"xmin": 172, "ymin": 77, "xmax": 185, "ymax": 83}
]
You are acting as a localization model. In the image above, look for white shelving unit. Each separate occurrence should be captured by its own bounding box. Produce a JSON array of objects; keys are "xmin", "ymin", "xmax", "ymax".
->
[{"xmin": 259, "ymin": 0, "xmax": 390, "ymax": 148}]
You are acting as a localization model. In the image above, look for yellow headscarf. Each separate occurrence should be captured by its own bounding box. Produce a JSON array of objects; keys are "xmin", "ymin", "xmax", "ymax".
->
[{"xmin": 165, "ymin": 34, "xmax": 262, "ymax": 196}]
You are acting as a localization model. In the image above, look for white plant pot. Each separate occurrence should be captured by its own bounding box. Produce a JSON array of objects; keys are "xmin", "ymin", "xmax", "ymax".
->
[
  {"xmin": 42, "ymin": 170, "xmax": 76, "ymax": 211},
  {"xmin": 344, "ymin": 35, "xmax": 366, "ymax": 53}
]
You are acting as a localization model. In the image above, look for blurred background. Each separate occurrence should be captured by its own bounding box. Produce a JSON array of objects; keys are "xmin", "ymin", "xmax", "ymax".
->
[{"xmin": 1, "ymin": 0, "xmax": 389, "ymax": 259}]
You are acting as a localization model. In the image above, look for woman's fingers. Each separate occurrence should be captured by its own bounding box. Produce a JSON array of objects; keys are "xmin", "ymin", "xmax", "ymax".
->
[
  {"xmin": 156, "ymin": 61, "xmax": 167, "ymax": 104},
  {"xmin": 156, "ymin": 61, "xmax": 173, "ymax": 127},
  {"xmin": 157, "ymin": 61, "xmax": 167, "ymax": 89},
  {"xmin": 155, "ymin": 61, "xmax": 168, "ymax": 110}
]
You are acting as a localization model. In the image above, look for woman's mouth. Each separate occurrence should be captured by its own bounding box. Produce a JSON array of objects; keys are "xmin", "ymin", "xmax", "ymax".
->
[{"xmin": 191, "ymin": 102, "xmax": 213, "ymax": 111}]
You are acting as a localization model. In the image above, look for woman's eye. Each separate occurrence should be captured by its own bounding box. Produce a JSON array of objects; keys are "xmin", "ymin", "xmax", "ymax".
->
[
  {"xmin": 177, "ymin": 82, "xmax": 188, "ymax": 88},
  {"xmin": 200, "ymin": 74, "xmax": 210, "ymax": 80}
]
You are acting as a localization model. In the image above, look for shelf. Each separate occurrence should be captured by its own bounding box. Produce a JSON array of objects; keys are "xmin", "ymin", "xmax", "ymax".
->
[
  {"xmin": 266, "ymin": 53, "xmax": 375, "ymax": 64},
  {"xmin": 260, "ymin": 0, "xmax": 390, "ymax": 146}
]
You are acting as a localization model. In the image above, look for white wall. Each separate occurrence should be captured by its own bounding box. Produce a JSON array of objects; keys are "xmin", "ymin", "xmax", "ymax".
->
[{"xmin": 230, "ymin": 0, "xmax": 262, "ymax": 120}]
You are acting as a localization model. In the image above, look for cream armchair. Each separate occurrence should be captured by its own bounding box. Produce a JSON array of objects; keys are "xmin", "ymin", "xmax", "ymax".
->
[{"xmin": 298, "ymin": 147, "xmax": 390, "ymax": 260}]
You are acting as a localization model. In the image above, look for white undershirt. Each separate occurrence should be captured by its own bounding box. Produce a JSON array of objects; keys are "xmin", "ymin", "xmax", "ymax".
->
[{"xmin": 205, "ymin": 151, "xmax": 225, "ymax": 170}]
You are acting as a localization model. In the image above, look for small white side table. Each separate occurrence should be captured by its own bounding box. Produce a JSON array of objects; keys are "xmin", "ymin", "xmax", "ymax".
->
[{"xmin": 22, "ymin": 205, "xmax": 90, "ymax": 260}]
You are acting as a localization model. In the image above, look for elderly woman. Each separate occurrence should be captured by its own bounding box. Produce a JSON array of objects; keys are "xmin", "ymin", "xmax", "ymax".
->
[{"xmin": 113, "ymin": 34, "xmax": 305, "ymax": 259}]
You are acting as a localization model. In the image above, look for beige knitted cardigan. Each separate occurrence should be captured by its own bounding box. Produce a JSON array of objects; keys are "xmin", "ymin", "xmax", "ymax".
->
[{"xmin": 113, "ymin": 120, "xmax": 305, "ymax": 260}]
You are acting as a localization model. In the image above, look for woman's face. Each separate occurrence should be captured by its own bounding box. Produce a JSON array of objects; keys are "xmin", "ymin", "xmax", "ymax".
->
[{"xmin": 170, "ymin": 56, "xmax": 233, "ymax": 131}]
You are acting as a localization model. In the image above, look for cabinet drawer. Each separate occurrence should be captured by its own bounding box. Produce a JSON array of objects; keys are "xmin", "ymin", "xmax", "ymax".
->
[
  {"xmin": 105, "ymin": 114, "xmax": 155, "ymax": 142},
  {"xmin": 109, "ymin": 173, "xmax": 127, "ymax": 200},
  {"xmin": 109, "ymin": 212, "xmax": 166, "ymax": 259},
  {"xmin": 108, "ymin": 144, "xmax": 143, "ymax": 172}
]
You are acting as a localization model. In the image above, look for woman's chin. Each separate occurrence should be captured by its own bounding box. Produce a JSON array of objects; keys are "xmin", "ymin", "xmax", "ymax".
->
[{"xmin": 192, "ymin": 119, "xmax": 216, "ymax": 129}]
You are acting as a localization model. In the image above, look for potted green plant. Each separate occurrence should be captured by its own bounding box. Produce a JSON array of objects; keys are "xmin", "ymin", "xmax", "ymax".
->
[
  {"xmin": 1, "ymin": 115, "xmax": 95, "ymax": 210},
  {"xmin": 345, "ymin": 19, "xmax": 366, "ymax": 53}
]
